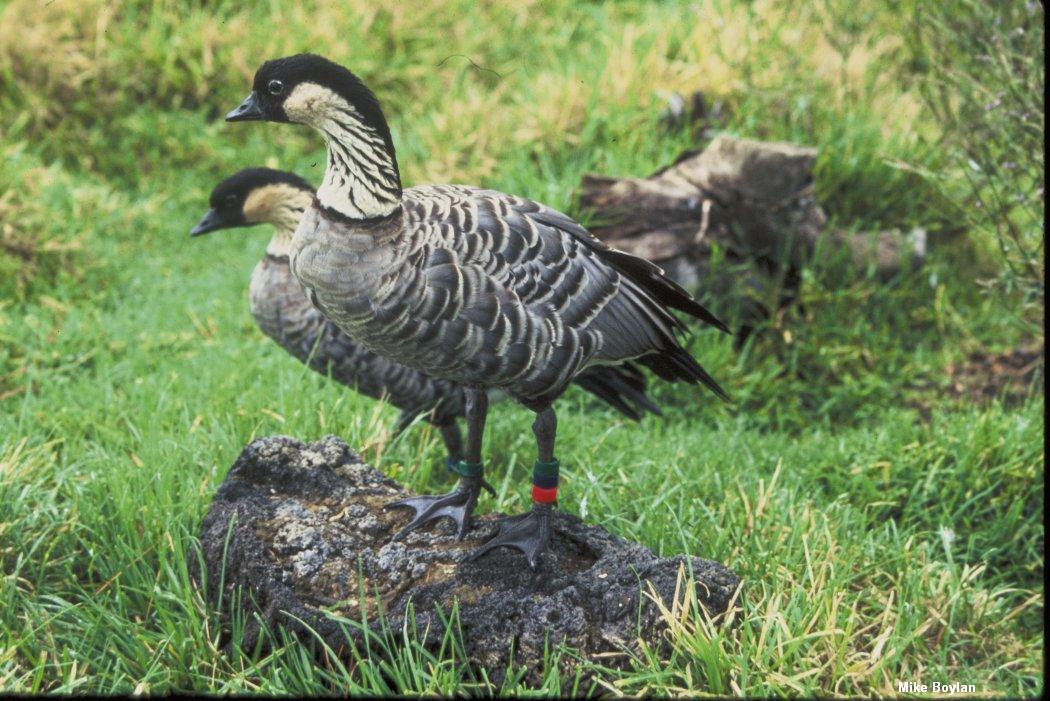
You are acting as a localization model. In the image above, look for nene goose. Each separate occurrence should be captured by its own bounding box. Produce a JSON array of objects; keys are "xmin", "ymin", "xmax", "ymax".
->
[
  {"xmin": 190, "ymin": 167, "xmax": 659, "ymax": 477},
  {"xmin": 226, "ymin": 55, "xmax": 727, "ymax": 568}
]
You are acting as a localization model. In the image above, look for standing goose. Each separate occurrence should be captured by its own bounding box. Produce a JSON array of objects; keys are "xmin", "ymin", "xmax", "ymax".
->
[
  {"xmin": 226, "ymin": 55, "xmax": 728, "ymax": 568},
  {"xmin": 189, "ymin": 167, "xmax": 660, "ymax": 477}
]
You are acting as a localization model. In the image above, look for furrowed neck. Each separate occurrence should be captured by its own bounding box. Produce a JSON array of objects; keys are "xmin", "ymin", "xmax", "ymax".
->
[{"xmin": 316, "ymin": 110, "xmax": 402, "ymax": 221}]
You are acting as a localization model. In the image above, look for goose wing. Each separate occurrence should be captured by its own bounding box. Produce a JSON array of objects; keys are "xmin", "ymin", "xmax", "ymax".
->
[{"xmin": 401, "ymin": 186, "xmax": 727, "ymax": 399}]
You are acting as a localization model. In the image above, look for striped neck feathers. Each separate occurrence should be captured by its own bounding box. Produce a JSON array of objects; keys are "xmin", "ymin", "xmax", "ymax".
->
[
  {"xmin": 242, "ymin": 183, "xmax": 313, "ymax": 256},
  {"xmin": 283, "ymin": 82, "xmax": 402, "ymax": 221}
]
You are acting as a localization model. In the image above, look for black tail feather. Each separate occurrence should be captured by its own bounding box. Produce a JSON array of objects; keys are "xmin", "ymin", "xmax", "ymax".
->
[
  {"xmin": 599, "ymin": 248, "xmax": 730, "ymax": 334},
  {"xmin": 573, "ymin": 372, "xmax": 640, "ymax": 420},
  {"xmin": 573, "ymin": 363, "xmax": 662, "ymax": 420},
  {"xmin": 609, "ymin": 363, "xmax": 664, "ymax": 416},
  {"xmin": 638, "ymin": 347, "xmax": 729, "ymax": 401}
]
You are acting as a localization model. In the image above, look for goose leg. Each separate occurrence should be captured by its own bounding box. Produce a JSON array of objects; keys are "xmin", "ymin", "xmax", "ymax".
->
[
  {"xmin": 393, "ymin": 409, "xmax": 463, "ymax": 471},
  {"xmin": 466, "ymin": 405, "xmax": 557, "ymax": 569},
  {"xmin": 387, "ymin": 388, "xmax": 493, "ymax": 540},
  {"xmin": 438, "ymin": 422, "xmax": 464, "ymax": 472}
]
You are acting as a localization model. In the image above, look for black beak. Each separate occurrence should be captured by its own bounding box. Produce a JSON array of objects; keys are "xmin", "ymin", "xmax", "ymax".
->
[
  {"xmin": 190, "ymin": 209, "xmax": 226, "ymax": 236},
  {"xmin": 226, "ymin": 92, "xmax": 265, "ymax": 122}
]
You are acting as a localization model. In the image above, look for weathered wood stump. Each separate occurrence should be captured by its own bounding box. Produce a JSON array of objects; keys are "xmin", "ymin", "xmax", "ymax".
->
[
  {"xmin": 580, "ymin": 134, "xmax": 927, "ymax": 335},
  {"xmin": 194, "ymin": 435, "xmax": 741, "ymax": 686}
]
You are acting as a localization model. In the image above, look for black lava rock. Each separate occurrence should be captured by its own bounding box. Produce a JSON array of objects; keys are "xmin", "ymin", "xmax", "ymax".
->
[{"xmin": 194, "ymin": 435, "xmax": 741, "ymax": 686}]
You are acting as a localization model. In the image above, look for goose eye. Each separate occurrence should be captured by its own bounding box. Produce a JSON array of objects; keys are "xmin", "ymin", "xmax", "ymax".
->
[
  {"xmin": 225, "ymin": 195, "xmax": 238, "ymax": 207},
  {"xmin": 267, "ymin": 79, "xmax": 284, "ymax": 96}
]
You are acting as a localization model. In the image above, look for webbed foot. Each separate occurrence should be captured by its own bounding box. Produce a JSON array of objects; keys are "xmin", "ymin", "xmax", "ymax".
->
[
  {"xmin": 465, "ymin": 503, "xmax": 553, "ymax": 569},
  {"xmin": 386, "ymin": 475, "xmax": 494, "ymax": 541}
]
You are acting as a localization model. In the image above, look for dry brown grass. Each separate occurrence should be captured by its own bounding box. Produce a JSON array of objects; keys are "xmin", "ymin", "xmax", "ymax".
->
[{"xmin": 1, "ymin": 0, "xmax": 928, "ymax": 180}]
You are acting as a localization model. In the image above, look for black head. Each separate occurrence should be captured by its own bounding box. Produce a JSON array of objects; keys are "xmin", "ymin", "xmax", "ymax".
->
[
  {"xmin": 190, "ymin": 168, "xmax": 314, "ymax": 236},
  {"xmin": 225, "ymin": 54, "xmax": 395, "ymax": 156}
]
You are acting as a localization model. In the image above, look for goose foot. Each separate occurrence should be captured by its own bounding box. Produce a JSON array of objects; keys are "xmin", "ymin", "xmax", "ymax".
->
[
  {"xmin": 386, "ymin": 476, "xmax": 494, "ymax": 541},
  {"xmin": 464, "ymin": 503, "xmax": 552, "ymax": 570}
]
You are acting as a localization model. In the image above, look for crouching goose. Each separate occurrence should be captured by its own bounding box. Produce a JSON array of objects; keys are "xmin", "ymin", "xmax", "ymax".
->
[
  {"xmin": 226, "ymin": 55, "xmax": 728, "ymax": 568},
  {"xmin": 190, "ymin": 167, "xmax": 659, "ymax": 480}
]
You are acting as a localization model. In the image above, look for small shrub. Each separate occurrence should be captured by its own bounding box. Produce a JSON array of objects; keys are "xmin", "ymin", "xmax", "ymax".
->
[{"xmin": 904, "ymin": 0, "xmax": 1045, "ymax": 327}]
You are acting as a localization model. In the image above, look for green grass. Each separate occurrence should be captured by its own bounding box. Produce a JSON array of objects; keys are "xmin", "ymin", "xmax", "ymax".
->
[{"xmin": 0, "ymin": 0, "xmax": 1043, "ymax": 695}]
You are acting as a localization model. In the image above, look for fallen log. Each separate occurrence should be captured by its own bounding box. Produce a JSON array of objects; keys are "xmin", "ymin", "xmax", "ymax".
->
[{"xmin": 580, "ymin": 134, "xmax": 927, "ymax": 336}]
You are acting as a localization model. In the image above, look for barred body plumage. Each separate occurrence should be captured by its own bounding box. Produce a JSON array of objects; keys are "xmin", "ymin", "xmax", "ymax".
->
[
  {"xmin": 292, "ymin": 184, "xmax": 726, "ymax": 411},
  {"xmin": 249, "ymin": 251, "xmax": 465, "ymax": 426}
]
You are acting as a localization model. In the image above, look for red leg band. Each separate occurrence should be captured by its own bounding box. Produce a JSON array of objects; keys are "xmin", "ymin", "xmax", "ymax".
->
[{"xmin": 531, "ymin": 485, "xmax": 558, "ymax": 504}]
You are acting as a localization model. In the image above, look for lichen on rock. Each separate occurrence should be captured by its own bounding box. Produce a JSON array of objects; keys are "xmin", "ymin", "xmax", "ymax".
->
[{"xmin": 194, "ymin": 435, "xmax": 741, "ymax": 686}]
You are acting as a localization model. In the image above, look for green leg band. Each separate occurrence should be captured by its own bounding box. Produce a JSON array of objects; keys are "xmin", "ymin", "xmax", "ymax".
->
[
  {"xmin": 451, "ymin": 460, "xmax": 484, "ymax": 478},
  {"xmin": 533, "ymin": 458, "xmax": 560, "ymax": 480}
]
